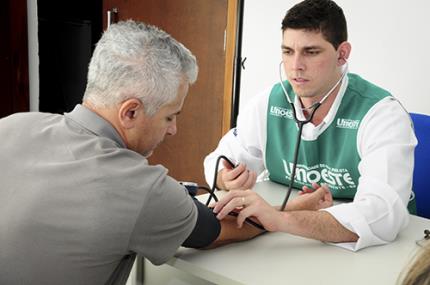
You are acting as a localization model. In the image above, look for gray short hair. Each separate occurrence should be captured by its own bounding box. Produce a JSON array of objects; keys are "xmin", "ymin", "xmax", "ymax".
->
[{"xmin": 83, "ymin": 20, "xmax": 198, "ymax": 116}]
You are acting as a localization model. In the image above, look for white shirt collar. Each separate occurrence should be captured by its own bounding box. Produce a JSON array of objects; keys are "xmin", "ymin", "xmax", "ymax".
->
[{"xmin": 294, "ymin": 74, "xmax": 349, "ymax": 140}]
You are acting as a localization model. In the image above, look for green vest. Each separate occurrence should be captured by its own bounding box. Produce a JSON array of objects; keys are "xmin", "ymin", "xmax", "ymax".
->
[{"xmin": 266, "ymin": 74, "xmax": 389, "ymax": 199}]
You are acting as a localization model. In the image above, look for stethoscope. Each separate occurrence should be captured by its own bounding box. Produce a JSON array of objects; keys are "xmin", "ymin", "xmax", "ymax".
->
[
  {"xmin": 278, "ymin": 60, "xmax": 348, "ymax": 211},
  {"xmin": 202, "ymin": 61, "xmax": 349, "ymax": 230}
]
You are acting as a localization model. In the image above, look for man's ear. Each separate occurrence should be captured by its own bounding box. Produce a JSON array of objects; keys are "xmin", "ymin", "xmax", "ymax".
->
[
  {"xmin": 337, "ymin": 41, "xmax": 351, "ymax": 65},
  {"xmin": 118, "ymin": 98, "xmax": 144, "ymax": 129}
]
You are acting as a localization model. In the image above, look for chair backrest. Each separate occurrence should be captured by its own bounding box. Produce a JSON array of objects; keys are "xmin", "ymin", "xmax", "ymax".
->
[{"xmin": 410, "ymin": 113, "xmax": 430, "ymax": 218}]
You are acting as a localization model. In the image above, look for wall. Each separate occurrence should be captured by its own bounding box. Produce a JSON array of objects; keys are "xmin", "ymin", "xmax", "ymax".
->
[
  {"xmin": 27, "ymin": 0, "xmax": 38, "ymax": 111},
  {"xmin": 239, "ymin": 0, "xmax": 430, "ymax": 115},
  {"xmin": 29, "ymin": 1, "xmax": 430, "ymax": 114}
]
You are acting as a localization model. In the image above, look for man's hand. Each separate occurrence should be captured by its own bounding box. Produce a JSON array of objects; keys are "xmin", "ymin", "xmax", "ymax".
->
[
  {"xmin": 213, "ymin": 185, "xmax": 357, "ymax": 243},
  {"xmin": 217, "ymin": 159, "xmax": 257, "ymax": 190},
  {"xmin": 213, "ymin": 190, "xmax": 284, "ymax": 232},
  {"xmin": 286, "ymin": 183, "xmax": 333, "ymax": 211}
]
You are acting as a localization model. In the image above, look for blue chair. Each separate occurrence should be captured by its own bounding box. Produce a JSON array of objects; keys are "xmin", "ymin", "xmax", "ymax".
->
[{"xmin": 410, "ymin": 113, "xmax": 430, "ymax": 218}]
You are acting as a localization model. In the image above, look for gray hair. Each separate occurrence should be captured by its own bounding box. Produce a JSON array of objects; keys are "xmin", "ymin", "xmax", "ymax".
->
[{"xmin": 83, "ymin": 20, "xmax": 198, "ymax": 116}]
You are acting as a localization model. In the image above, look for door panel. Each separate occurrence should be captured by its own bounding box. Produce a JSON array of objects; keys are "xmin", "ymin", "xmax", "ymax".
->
[
  {"xmin": 103, "ymin": 0, "xmax": 235, "ymax": 186},
  {"xmin": 0, "ymin": 0, "xmax": 29, "ymax": 118}
]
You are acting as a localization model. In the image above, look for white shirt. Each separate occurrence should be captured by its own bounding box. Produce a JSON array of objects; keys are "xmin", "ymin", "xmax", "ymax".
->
[{"xmin": 204, "ymin": 76, "xmax": 417, "ymax": 251}]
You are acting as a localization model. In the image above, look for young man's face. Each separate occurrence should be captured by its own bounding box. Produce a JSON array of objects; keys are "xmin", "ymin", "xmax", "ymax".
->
[
  {"xmin": 132, "ymin": 81, "xmax": 188, "ymax": 158},
  {"xmin": 281, "ymin": 28, "xmax": 344, "ymax": 101}
]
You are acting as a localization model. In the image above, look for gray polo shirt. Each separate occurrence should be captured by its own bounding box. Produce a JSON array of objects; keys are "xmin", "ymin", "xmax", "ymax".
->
[{"xmin": 0, "ymin": 105, "xmax": 198, "ymax": 285}]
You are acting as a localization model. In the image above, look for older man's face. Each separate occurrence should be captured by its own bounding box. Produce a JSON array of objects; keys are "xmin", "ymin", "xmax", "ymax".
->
[{"xmin": 133, "ymin": 81, "xmax": 188, "ymax": 157}]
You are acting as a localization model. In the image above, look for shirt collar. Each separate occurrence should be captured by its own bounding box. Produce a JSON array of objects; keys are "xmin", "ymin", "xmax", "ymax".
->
[
  {"xmin": 322, "ymin": 74, "xmax": 349, "ymax": 125},
  {"xmin": 64, "ymin": 104, "xmax": 126, "ymax": 148},
  {"xmin": 293, "ymin": 74, "xmax": 349, "ymax": 126}
]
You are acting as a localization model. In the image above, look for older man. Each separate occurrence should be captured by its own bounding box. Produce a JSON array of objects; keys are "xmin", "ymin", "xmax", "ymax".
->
[{"xmin": 0, "ymin": 21, "xmax": 267, "ymax": 284}]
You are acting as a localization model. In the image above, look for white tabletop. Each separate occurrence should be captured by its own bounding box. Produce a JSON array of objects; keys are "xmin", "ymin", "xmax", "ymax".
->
[{"xmin": 166, "ymin": 181, "xmax": 430, "ymax": 285}]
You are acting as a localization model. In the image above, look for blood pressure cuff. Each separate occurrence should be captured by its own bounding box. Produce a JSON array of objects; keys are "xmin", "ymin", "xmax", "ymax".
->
[{"xmin": 182, "ymin": 198, "xmax": 221, "ymax": 248}]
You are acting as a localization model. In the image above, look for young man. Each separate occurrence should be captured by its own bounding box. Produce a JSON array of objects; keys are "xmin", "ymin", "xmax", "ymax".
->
[
  {"xmin": 205, "ymin": 0, "xmax": 417, "ymax": 251},
  {"xmin": 0, "ymin": 21, "xmax": 271, "ymax": 284}
]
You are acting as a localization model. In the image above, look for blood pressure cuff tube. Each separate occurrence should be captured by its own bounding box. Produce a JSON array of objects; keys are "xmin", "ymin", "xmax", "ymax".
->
[{"xmin": 182, "ymin": 198, "xmax": 221, "ymax": 248}]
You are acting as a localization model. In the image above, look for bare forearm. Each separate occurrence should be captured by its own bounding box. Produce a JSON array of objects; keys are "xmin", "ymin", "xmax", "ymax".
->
[
  {"xmin": 206, "ymin": 215, "xmax": 264, "ymax": 248},
  {"xmin": 279, "ymin": 210, "xmax": 358, "ymax": 243}
]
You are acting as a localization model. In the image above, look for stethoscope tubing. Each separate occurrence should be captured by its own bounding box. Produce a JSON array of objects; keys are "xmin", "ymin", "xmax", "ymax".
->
[
  {"xmin": 278, "ymin": 61, "xmax": 347, "ymax": 210},
  {"xmin": 279, "ymin": 102, "xmax": 321, "ymax": 211}
]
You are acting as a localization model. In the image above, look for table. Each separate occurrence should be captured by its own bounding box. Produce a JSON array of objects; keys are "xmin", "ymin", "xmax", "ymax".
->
[{"xmin": 166, "ymin": 181, "xmax": 430, "ymax": 285}]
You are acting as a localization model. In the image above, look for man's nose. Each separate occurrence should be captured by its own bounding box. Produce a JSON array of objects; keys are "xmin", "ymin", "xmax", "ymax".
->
[
  {"xmin": 291, "ymin": 54, "xmax": 305, "ymax": 71},
  {"xmin": 167, "ymin": 123, "xmax": 177, "ymax": 136}
]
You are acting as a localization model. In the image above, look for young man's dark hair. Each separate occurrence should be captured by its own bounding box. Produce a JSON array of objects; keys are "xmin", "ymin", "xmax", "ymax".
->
[{"xmin": 282, "ymin": 0, "xmax": 347, "ymax": 49}]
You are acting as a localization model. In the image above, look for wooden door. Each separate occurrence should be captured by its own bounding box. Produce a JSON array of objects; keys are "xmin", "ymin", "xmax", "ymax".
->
[
  {"xmin": 103, "ymin": 0, "xmax": 238, "ymax": 186},
  {"xmin": 0, "ymin": 0, "xmax": 29, "ymax": 118}
]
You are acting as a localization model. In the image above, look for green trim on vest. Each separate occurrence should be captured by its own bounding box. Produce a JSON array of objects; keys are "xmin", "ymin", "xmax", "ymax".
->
[{"xmin": 266, "ymin": 73, "xmax": 390, "ymax": 200}]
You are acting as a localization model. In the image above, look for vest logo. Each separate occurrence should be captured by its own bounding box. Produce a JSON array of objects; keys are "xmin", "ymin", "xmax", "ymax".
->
[
  {"xmin": 269, "ymin": 106, "xmax": 293, "ymax": 119},
  {"xmin": 336, "ymin": 118, "xmax": 360, "ymax": 129},
  {"xmin": 282, "ymin": 160, "xmax": 357, "ymax": 190}
]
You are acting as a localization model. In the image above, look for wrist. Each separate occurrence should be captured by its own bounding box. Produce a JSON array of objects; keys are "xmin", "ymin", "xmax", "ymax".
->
[
  {"xmin": 276, "ymin": 211, "xmax": 291, "ymax": 232},
  {"xmin": 283, "ymin": 199, "xmax": 301, "ymax": 211}
]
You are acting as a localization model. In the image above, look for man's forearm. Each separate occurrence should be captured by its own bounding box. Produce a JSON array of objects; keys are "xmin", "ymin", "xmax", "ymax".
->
[
  {"xmin": 279, "ymin": 210, "xmax": 358, "ymax": 243},
  {"xmin": 206, "ymin": 215, "xmax": 264, "ymax": 248}
]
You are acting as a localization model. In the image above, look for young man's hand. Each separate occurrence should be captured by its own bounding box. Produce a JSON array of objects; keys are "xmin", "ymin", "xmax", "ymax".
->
[
  {"xmin": 217, "ymin": 159, "xmax": 257, "ymax": 190},
  {"xmin": 286, "ymin": 183, "xmax": 333, "ymax": 211}
]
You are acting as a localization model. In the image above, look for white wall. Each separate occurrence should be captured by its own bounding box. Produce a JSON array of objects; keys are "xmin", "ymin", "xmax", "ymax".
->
[
  {"xmin": 27, "ymin": 0, "xmax": 39, "ymax": 111},
  {"xmin": 239, "ymin": 0, "xmax": 430, "ymax": 115}
]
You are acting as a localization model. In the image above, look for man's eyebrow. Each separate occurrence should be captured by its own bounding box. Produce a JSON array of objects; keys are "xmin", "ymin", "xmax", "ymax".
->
[
  {"xmin": 304, "ymin": 46, "xmax": 322, "ymax": 50},
  {"xmin": 281, "ymin": 44, "xmax": 322, "ymax": 50}
]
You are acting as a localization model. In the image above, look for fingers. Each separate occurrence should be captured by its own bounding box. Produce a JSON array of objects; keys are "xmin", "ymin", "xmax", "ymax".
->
[
  {"xmin": 301, "ymin": 185, "xmax": 313, "ymax": 194},
  {"xmin": 316, "ymin": 183, "xmax": 332, "ymax": 199},
  {"xmin": 322, "ymin": 184, "xmax": 333, "ymax": 206},
  {"xmin": 213, "ymin": 190, "xmax": 279, "ymax": 231},
  {"xmin": 301, "ymin": 183, "xmax": 321, "ymax": 195},
  {"xmin": 222, "ymin": 163, "xmax": 257, "ymax": 190},
  {"xmin": 223, "ymin": 163, "xmax": 244, "ymax": 181},
  {"xmin": 240, "ymin": 170, "xmax": 257, "ymax": 189},
  {"xmin": 234, "ymin": 202, "xmax": 262, "ymax": 228},
  {"xmin": 213, "ymin": 190, "xmax": 255, "ymax": 220},
  {"xmin": 308, "ymin": 183, "xmax": 329, "ymax": 198},
  {"xmin": 291, "ymin": 183, "xmax": 333, "ymax": 211},
  {"xmin": 213, "ymin": 190, "xmax": 247, "ymax": 219},
  {"xmin": 302, "ymin": 183, "xmax": 329, "ymax": 193},
  {"xmin": 222, "ymin": 158, "xmax": 235, "ymax": 170},
  {"xmin": 310, "ymin": 184, "xmax": 333, "ymax": 209},
  {"xmin": 235, "ymin": 206, "xmax": 251, "ymax": 228},
  {"xmin": 234, "ymin": 196, "xmax": 275, "ymax": 230},
  {"xmin": 311, "ymin": 182, "xmax": 321, "ymax": 189},
  {"xmin": 213, "ymin": 190, "xmax": 266, "ymax": 229}
]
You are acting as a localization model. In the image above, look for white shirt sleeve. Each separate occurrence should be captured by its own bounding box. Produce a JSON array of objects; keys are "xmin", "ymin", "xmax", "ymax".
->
[
  {"xmin": 323, "ymin": 97, "xmax": 417, "ymax": 251},
  {"xmin": 203, "ymin": 88, "xmax": 271, "ymax": 187}
]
